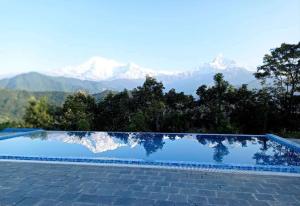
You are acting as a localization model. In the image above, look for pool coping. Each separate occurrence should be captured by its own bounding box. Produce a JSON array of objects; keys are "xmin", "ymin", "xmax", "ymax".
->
[
  {"xmin": 266, "ymin": 133, "xmax": 300, "ymax": 153},
  {"xmin": 1, "ymin": 159, "xmax": 300, "ymax": 177},
  {"xmin": 0, "ymin": 155, "xmax": 299, "ymax": 174},
  {"xmin": 0, "ymin": 129, "xmax": 300, "ymax": 174}
]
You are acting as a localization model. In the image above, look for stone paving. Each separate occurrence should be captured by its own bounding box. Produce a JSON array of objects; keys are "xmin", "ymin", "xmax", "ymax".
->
[{"xmin": 0, "ymin": 162, "xmax": 299, "ymax": 206}]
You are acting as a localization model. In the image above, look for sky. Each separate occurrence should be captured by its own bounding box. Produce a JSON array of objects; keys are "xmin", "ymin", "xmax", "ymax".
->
[{"xmin": 0, "ymin": 0, "xmax": 299, "ymax": 75}]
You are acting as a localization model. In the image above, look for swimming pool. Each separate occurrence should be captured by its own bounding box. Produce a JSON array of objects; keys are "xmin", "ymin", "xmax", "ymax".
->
[{"xmin": 0, "ymin": 130, "xmax": 300, "ymax": 173}]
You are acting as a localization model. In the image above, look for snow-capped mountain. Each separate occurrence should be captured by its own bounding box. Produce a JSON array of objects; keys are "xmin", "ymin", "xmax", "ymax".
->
[
  {"xmin": 209, "ymin": 54, "xmax": 238, "ymax": 70},
  {"xmin": 52, "ymin": 56, "xmax": 175, "ymax": 81},
  {"xmin": 0, "ymin": 55, "xmax": 258, "ymax": 94},
  {"xmin": 51, "ymin": 54, "xmax": 254, "ymax": 83}
]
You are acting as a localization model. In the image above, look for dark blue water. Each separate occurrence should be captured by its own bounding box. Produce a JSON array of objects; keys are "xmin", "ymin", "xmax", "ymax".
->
[{"xmin": 0, "ymin": 131, "xmax": 299, "ymax": 166}]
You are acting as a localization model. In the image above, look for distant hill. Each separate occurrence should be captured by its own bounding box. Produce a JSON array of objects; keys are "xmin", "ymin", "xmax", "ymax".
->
[{"xmin": 0, "ymin": 72, "xmax": 110, "ymax": 93}]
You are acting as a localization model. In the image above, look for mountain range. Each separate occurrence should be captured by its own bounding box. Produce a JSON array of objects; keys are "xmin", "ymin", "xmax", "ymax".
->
[{"xmin": 0, "ymin": 55, "xmax": 259, "ymax": 94}]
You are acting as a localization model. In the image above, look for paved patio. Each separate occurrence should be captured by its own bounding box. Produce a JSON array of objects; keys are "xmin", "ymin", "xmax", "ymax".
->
[{"xmin": 0, "ymin": 162, "xmax": 299, "ymax": 206}]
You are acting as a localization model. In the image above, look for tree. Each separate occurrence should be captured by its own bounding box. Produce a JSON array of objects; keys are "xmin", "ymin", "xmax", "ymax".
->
[
  {"xmin": 163, "ymin": 89, "xmax": 195, "ymax": 132},
  {"xmin": 96, "ymin": 90, "xmax": 132, "ymax": 131},
  {"xmin": 23, "ymin": 97, "xmax": 54, "ymax": 129},
  {"xmin": 61, "ymin": 91, "xmax": 96, "ymax": 130},
  {"xmin": 196, "ymin": 73, "xmax": 234, "ymax": 132},
  {"xmin": 255, "ymin": 43, "xmax": 300, "ymax": 112},
  {"xmin": 132, "ymin": 75, "xmax": 165, "ymax": 107},
  {"xmin": 127, "ymin": 111, "xmax": 148, "ymax": 131},
  {"xmin": 255, "ymin": 42, "xmax": 300, "ymax": 130},
  {"xmin": 131, "ymin": 76, "xmax": 165, "ymax": 131}
]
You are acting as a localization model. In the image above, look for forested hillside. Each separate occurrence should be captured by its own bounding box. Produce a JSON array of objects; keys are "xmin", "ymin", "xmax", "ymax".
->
[
  {"xmin": 0, "ymin": 89, "xmax": 113, "ymax": 122},
  {"xmin": 0, "ymin": 89, "xmax": 70, "ymax": 122}
]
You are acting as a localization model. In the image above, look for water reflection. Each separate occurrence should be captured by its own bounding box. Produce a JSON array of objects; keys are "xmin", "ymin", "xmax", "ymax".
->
[
  {"xmin": 31, "ymin": 131, "xmax": 127, "ymax": 153},
  {"xmin": 29, "ymin": 131, "xmax": 300, "ymax": 166},
  {"xmin": 253, "ymin": 138, "xmax": 300, "ymax": 166},
  {"xmin": 109, "ymin": 133, "xmax": 165, "ymax": 155},
  {"xmin": 196, "ymin": 135, "xmax": 254, "ymax": 162}
]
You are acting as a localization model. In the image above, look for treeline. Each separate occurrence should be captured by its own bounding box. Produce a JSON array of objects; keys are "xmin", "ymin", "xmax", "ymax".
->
[{"xmin": 2, "ymin": 43, "xmax": 300, "ymax": 135}]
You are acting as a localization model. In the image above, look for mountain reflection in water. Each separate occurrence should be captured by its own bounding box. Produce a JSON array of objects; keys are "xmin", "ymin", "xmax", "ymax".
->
[{"xmin": 30, "ymin": 132, "xmax": 300, "ymax": 166}]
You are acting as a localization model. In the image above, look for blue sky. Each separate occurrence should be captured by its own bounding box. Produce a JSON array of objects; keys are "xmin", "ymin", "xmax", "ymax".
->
[{"xmin": 0, "ymin": 0, "xmax": 299, "ymax": 75}]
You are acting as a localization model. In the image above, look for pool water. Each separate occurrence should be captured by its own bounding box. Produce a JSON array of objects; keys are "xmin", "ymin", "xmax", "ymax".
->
[{"xmin": 0, "ymin": 131, "xmax": 299, "ymax": 167}]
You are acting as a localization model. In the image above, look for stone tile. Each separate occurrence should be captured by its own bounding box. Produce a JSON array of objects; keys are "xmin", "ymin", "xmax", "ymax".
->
[
  {"xmin": 197, "ymin": 189, "xmax": 216, "ymax": 197},
  {"xmin": 232, "ymin": 192, "xmax": 256, "ymax": 201},
  {"xmin": 72, "ymin": 203, "xmax": 98, "ymax": 206},
  {"xmin": 161, "ymin": 186, "xmax": 180, "ymax": 194},
  {"xmin": 0, "ymin": 162, "xmax": 300, "ymax": 206},
  {"xmin": 95, "ymin": 195, "xmax": 116, "ymax": 205},
  {"xmin": 168, "ymin": 194, "xmax": 188, "ymax": 203},
  {"xmin": 226, "ymin": 199, "xmax": 251, "ymax": 206},
  {"xmin": 254, "ymin": 194, "xmax": 275, "ymax": 201},
  {"xmin": 154, "ymin": 200, "xmax": 176, "ymax": 206},
  {"xmin": 273, "ymin": 194, "xmax": 299, "ymax": 203},
  {"xmin": 128, "ymin": 184, "xmax": 145, "ymax": 191},
  {"xmin": 57, "ymin": 193, "xmax": 80, "ymax": 202},
  {"xmin": 113, "ymin": 197, "xmax": 155, "ymax": 206},
  {"xmin": 16, "ymin": 197, "xmax": 41, "ymax": 206},
  {"xmin": 36, "ymin": 199, "xmax": 61, "ymax": 206},
  {"xmin": 0, "ymin": 196, "xmax": 25, "ymax": 206},
  {"xmin": 248, "ymin": 200, "xmax": 271, "ymax": 206},
  {"xmin": 208, "ymin": 197, "xmax": 228, "ymax": 205},
  {"xmin": 144, "ymin": 185, "xmax": 162, "ymax": 193},
  {"xmin": 179, "ymin": 188, "xmax": 199, "ymax": 196},
  {"xmin": 148, "ymin": 192, "xmax": 169, "ymax": 201},
  {"xmin": 187, "ymin": 195, "xmax": 207, "ymax": 204},
  {"xmin": 216, "ymin": 191, "xmax": 234, "ymax": 198}
]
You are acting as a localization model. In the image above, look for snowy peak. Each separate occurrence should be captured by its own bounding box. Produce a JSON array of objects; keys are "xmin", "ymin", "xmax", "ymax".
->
[
  {"xmin": 49, "ymin": 55, "xmax": 252, "ymax": 83},
  {"xmin": 115, "ymin": 62, "xmax": 156, "ymax": 80},
  {"xmin": 53, "ymin": 56, "xmax": 157, "ymax": 81},
  {"xmin": 209, "ymin": 54, "xmax": 237, "ymax": 70}
]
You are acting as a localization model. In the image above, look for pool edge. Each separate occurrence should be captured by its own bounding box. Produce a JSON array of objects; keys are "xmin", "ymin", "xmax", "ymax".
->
[
  {"xmin": 0, "ymin": 155, "xmax": 299, "ymax": 174},
  {"xmin": 266, "ymin": 133, "xmax": 300, "ymax": 153},
  {"xmin": 1, "ymin": 159, "xmax": 300, "ymax": 177}
]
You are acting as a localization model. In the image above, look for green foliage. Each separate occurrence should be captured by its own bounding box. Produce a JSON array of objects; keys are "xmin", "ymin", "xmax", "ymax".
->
[
  {"xmin": 96, "ymin": 90, "xmax": 132, "ymax": 131},
  {"xmin": 128, "ymin": 111, "xmax": 148, "ymax": 131},
  {"xmin": 131, "ymin": 76, "xmax": 165, "ymax": 131},
  {"xmin": 196, "ymin": 73, "xmax": 233, "ymax": 132},
  {"xmin": 255, "ymin": 42, "xmax": 300, "ymax": 131},
  {"xmin": 23, "ymin": 97, "xmax": 54, "ymax": 129},
  {"xmin": 162, "ymin": 89, "xmax": 195, "ymax": 132},
  {"xmin": 0, "ymin": 89, "xmax": 69, "ymax": 122},
  {"xmin": 0, "ymin": 121, "xmax": 24, "ymax": 131},
  {"xmin": 61, "ymin": 91, "xmax": 97, "ymax": 130},
  {"xmin": 255, "ymin": 42, "xmax": 300, "ymax": 95}
]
